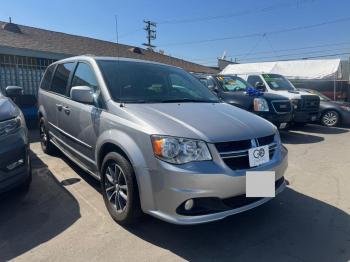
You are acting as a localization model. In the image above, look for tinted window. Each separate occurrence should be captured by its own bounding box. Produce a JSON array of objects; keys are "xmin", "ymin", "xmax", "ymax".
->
[
  {"xmin": 40, "ymin": 65, "xmax": 54, "ymax": 90},
  {"xmin": 262, "ymin": 74, "xmax": 296, "ymax": 91},
  {"xmin": 247, "ymin": 75, "xmax": 263, "ymax": 87},
  {"xmin": 97, "ymin": 60, "xmax": 219, "ymax": 103},
  {"xmin": 199, "ymin": 78, "xmax": 215, "ymax": 89},
  {"xmin": 71, "ymin": 62, "xmax": 103, "ymax": 107},
  {"xmin": 51, "ymin": 63, "xmax": 74, "ymax": 95},
  {"xmin": 216, "ymin": 76, "xmax": 249, "ymax": 92}
]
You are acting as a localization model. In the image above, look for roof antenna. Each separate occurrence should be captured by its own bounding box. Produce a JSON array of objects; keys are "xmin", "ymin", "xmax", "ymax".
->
[{"xmin": 115, "ymin": 15, "xmax": 124, "ymax": 107}]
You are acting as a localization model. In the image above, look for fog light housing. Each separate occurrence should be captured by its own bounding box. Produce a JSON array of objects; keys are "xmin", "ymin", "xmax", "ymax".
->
[
  {"xmin": 184, "ymin": 199, "xmax": 194, "ymax": 210},
  {"xmin": 6, "ymin": 158, "xmax": 24, "ymax": 171}
]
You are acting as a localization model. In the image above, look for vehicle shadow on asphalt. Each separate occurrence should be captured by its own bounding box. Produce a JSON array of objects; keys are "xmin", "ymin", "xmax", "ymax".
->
[
  {"xmin": 292, "ymin": 124, "xmax": 349, "ymax": 135},
  {"xmin": 280, "ymin": 131, "xmax": 324, "ymax": 144},
  {"xmin": 0, "ymin": 149, "xmax": 81, "ymax": 261},
  {"xmin": 125, "ymin": 188, "xmax": 350, "ymax": 262}
]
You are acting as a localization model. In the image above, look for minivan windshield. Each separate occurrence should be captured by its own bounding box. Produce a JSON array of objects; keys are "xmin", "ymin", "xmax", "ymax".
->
[
  {"xmin": 216, "ymin": 75, "xmax": 251, "ymax": 92},
  {"xmin": 97, "ymin": 60, "xmax": 219, "ymax": 103},
  {"xmin": 262, "ymin": 74, "xmax": 296, "ymax": 91}
]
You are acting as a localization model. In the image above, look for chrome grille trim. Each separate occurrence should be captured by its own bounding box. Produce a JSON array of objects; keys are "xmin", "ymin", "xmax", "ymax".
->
[{"xmin": 220, "ymin": 142, "xmax": 277, "ymax": 159}]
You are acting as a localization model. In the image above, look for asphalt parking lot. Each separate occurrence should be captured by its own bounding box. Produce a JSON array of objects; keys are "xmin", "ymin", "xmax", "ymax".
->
[{"xmin": 1, "ymin": 125, "xmax": 350, "ymax": 262}]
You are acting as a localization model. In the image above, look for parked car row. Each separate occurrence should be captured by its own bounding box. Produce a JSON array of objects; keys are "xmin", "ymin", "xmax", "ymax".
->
[
  {"xmin": 193, "ymin": 73, "xmax": 323, "ymax": 129},
  {"xmin": 1, "ymin": 55, "xmax": 348, "ymax": 226}
]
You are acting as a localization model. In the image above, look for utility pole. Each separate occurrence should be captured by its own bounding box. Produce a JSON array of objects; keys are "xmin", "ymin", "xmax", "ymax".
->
[{"xmin": 142, "ymin": 20, "xmax": 156, "ymax": 51}]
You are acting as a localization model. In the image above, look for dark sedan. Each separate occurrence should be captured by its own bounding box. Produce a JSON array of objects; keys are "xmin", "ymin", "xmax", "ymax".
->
[
  {"xmin": 300, "ymin": 89, "xmax": 350, "ymax": 127},
  {"xmin": 0, "ymin": 86, "xmax": 32, "ymax": 193}
]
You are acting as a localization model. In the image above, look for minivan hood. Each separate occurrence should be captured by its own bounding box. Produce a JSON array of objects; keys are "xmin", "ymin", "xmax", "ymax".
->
[
  {"xmin": 121, "ymin": 103, "xmax": 276, "ymax": 143},
  {"xmin": 0, "ymin": 96, "xmax": 19, "ymax": 122}
]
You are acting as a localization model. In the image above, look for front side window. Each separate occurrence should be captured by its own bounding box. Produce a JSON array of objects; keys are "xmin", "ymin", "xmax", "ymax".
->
[
  {"xmin": 216, "ymin": 76, "xmax": 249, "ymax": 92},
  {"xmin": 262, "ymin": 74, "xmax": 296, "ymax": 91},
  {"xmin": 71, "ymin": 62, "xmax": 103, "ymax": 107},
  {"xmin": 247, "ymin": 75, "xmax": 263, "ymax": 87},
  {"xmin": 97, "ymin": 60, "xmax": 219, "ymax": 103},
  {"xmin": 51, "ymin": 63, "xmax": 74, "ymax": 95}
]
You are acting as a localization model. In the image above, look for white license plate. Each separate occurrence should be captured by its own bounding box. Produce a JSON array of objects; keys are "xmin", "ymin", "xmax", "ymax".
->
[
  {"xmin": 246, "ymin": 171, "xmax": 275, "ymax": 197},
  {"xmin": 248, "ymin": 145, "xmax": 269, "ymax": 167},
  {"xmin": 279, "ymin": 122, "xmax": 287, "ymax": 129}
]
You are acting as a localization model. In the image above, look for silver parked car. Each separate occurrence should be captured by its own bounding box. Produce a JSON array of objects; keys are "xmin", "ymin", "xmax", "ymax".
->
[{"xmin": 38, "ymin": 56, "xmax": 288, "ymax": 225}]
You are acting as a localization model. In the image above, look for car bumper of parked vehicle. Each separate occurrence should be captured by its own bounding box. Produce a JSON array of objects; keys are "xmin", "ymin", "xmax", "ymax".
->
[
  {"xmin": 0, "ymin": 129, "xmax": 30, "ymax": 193},
  {"xmin": 293, "ymin": 111, "xmax": 319, "ymax": 123},
  {"xmin": 256, "ymin": 112, "xmax": 292, "ymax": 126},
  {"xmin": 141, "ymin": 144, "xmax": 288, "ymax": 225},
  {"xmin": 340, "ymin": 110, "xmax": 350, "ymax": 125}
]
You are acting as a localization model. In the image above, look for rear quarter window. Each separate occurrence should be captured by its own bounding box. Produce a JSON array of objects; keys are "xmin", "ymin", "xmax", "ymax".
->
[{"xmin": 40, "ymin": 65, "xmax": 55, "ymax": 91}]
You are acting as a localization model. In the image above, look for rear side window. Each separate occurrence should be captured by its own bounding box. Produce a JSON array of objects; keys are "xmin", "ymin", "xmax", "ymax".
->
[
  {"xmin": 40, "ymin": 65, "xmax": 54, "ymax": 90},
  {"xmin": 51, "ymin": 63, "xmax": 75, "ymax": 95}
]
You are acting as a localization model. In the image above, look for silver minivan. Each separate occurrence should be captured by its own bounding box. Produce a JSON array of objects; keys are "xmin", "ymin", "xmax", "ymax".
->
[{"xmin": 38, "ymin": 56, "xmax": 288, "ymax": 225}]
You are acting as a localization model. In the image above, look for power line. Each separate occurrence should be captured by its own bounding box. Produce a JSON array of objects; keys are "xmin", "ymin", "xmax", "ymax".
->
[
  {"xmin": 115, "ymin": 0, "xmax": 318, "ymax": 40},
  {"xmin": 238, "ymin": 46, "xmax": 350, "ymax": 61},
  {"xmin": 230, "ymin": 40, "xmax": 350, "ymax": 58},
  {"xmin": 158, "ymin": 16, "xmax": 350, "ymax": 47},
  {"xmin": 157, "ymin": 0, "xmax": 317, "ymax": 25}
]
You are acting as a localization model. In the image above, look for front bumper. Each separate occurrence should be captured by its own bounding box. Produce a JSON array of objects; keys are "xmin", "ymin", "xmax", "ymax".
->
[
  {"xmin": 0, "ymin": 128, "xmax": 30, "ymax": 193},
  {"xmin": 142, "ymin": 144, "xmax": 288, "ymax": 225},
  {"xmin": 255, "ymin": 111, "xmax": 292, "ymax": 126},
  {"xmin": 293, "ymin": 111, "xmax": 319, "ymax": 123}
]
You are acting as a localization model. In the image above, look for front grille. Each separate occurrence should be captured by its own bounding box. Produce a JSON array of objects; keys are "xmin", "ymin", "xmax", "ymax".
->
[
  {"xmin": 215, "ymin": 135, "xmax": 277, "ymax": 171},
  {"xmin": 300, "ymin": 95, "xmax": 320, "ymax": 111},
  {"xmin": 271, "ymin": 100, "xmax": 292, "ymax": 113}
]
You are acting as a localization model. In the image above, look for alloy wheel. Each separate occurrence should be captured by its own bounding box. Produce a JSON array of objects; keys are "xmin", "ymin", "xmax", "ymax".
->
[
  {"xmin": 322, "ymin": 111, "xmax": 338, "ymax": 127},
  {"xmin": 104, "ymin": 162, "xmax": 128, "ymax": 212}
]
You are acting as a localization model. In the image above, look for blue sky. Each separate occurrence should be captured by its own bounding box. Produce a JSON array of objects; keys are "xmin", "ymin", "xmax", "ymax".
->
[{"xmin": 1, "ymin": 0, "xmax": 350, "ymax": 66}]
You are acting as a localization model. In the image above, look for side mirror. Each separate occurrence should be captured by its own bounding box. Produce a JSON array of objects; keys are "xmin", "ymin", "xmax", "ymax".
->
[
  {"xmin": 255, "ymin": 82, "xmax": 266, "ymax": 92},
  {"xmin": 5, "ymin": 86, "xmax": 23, "ymax": 97},
  {"xmin": 70, "ymin": 86, "xmax": 94, "ymax": 104}
]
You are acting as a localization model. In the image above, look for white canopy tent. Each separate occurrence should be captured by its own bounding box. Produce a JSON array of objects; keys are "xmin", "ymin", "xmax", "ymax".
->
[
  {"xmin": 220, "ymin": 59, "xmax": 342, "ymax": 99},
  {"xmin": 220, "ymin": 59, "xmax": 341, "ymax": 79}
]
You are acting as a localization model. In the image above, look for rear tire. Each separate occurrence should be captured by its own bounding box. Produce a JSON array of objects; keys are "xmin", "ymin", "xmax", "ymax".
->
[
  {"xmin": 101, "ymin": 152, "xmax": 142, "ymax": 225},
  {"xmin": 39, "ymin": 117, "xmax": 56, "ymax": 155},
  {"xmin": 321, "ymin": 110, "xmax": 339, "ymax": 127}
]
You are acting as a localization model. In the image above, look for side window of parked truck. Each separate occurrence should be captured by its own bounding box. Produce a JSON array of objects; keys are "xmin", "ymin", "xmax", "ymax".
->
[
  {"xmin": 51, "ymin": 62, "xmax": 75, "ymax": 96},
  {"xmin": 247, "ymin": 75, "xmax": 262, "ymax": 87}
]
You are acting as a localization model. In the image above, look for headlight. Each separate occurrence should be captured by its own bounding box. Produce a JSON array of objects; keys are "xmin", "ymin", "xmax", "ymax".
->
[
  {"xmin": 340, "ymin": 105, "xmax": 350, "ymax": 112},
  {"xmin": 151, "ymin": 135, "xmax": 212, "ymax": 164},
  {"xmin": 253, "ymin": 98, "xmax": 269, "ymax": 111},
  {"xmin": 0, "ymin": 115, "xmax": 21, "ymax": 137}
]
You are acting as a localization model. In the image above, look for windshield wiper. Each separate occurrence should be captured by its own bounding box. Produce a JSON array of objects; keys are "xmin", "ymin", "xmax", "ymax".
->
[{"xmin": 160, "ymin": 98, "xmax": 217, "ymax": 103}]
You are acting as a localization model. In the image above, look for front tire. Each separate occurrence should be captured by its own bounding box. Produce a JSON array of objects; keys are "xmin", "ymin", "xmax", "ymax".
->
[
  {"xmin": 321, "ymin": 110, "xmax": 339, "ymax": 127},
  {"xmin": 101, "ymin": 152, "xmax": 142, "ymax": 225}
]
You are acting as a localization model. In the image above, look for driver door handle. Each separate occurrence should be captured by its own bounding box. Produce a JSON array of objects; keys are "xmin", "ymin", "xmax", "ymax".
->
[{"xmin": 63, "ymin": 106, "xmax": 71, "ymax": 115}]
